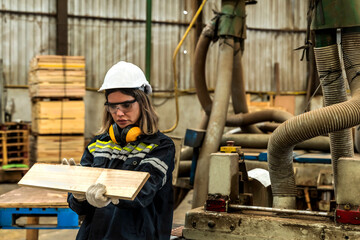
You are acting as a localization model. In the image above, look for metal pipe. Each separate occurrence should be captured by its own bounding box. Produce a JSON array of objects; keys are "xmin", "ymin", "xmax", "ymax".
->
[
  {"xmin": 194, "ymin": 24, "xmax": 214, "ymax": 115},
  {"xmin": 256, "ymin": 122, "xmax": 281, "ymax": 133},
  {"xmin": 145, "ymin": 0, "xmax": 152, "ymax": 83},
  {"xmin": 231, "ymin": 41, "xmax": 261, "ymax": 133},
  {"xmin": 222, "ymin": 134, "xmax": 330, "ymax": 151},
  {"xmin": 226, "ymin": 109, "xmax": 293, "ymax": 127},
  {"xmin": 178, "ymin": 161, "xmax": 192, "ymax": 177},
  {"xmin": 193, "ymin": 38, "xmax": 235, "ymax": 208},
  {"xmin": 228, "ymin": 204, "xmax": 333, "ymax": 217}
]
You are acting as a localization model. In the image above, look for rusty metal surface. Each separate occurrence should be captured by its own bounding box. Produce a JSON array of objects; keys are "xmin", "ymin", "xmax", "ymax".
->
[
  {"xmin": 183, "ymin": 207, "xmax": 360, "ymax": 239},
  {"xmin": 245, "ymin": 160, "xmax": 333, "ymax": 187}
]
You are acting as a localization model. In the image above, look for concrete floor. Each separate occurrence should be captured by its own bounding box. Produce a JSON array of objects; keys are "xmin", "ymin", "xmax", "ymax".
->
[{"xmin": 0, "ymin": 183, "xmax": 193, "ymax": 240}]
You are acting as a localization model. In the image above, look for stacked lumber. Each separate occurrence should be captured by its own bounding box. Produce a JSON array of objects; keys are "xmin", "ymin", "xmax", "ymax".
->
[
  {"xmin": 32, "ymin": 99, "xmax": 84, "ymax": 134},
  {"xmin": 33, "ymin": 135, "xmax": 84, "ymax": 163},
  {"xmin": 28, "ymin": 55, "xmax": 85, "ymax": 98},
  {"xmin": 29, "ymin": 55, "xmax": 86, "ymax": 164}
]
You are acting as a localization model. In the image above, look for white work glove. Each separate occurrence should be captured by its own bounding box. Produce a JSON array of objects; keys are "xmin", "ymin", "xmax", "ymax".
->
[
  {"xmin": 62, "ymin": 158, "xmax": 86, "ymax": 202},
  {"xmin": 85, "ymin": 183, "xmax": 119, "ymax": 208},
  {"xmin": 61, "ymin": 157, "xmax": 77, "ymax": 166}
]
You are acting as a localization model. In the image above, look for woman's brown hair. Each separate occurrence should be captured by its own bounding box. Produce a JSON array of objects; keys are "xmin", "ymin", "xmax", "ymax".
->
[{"xmin": 97, "ymin": 88, "xmax": 159, "ymax": 135}]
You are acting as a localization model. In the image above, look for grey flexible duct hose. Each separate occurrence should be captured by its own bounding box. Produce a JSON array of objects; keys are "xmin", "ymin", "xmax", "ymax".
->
[
  {"xmin": 231, "ymin": 41, "xmax": 262, "ymax": 133},
  {"xmin": 221, "ymin": 134, "xmax": 330, "ymax": 151},
  {"xmin": 194, "ymin": 25, "xmax": 281, "ymax": 132},
  {"xmin": 194, "ymin": 24, "xmax": 214, "ymax": 115},
  {"xmin": 354, "ymin": 126, "xmax": 360, "ymax": 153},
  {"xmin": 268, "ymin": 44, "xmax": 360, "ymax": 209},
  {"xmin": 315, "ymin": 45, "xmax": 354, "ymax": 193},
  {"xmin": 226, "ymin": 109, "xmax": 293, "ymax": 127},
  {"xmin": 256, "ymin": 122, "xmax": 281, "ymax": 133},
  {"xmin": 343, "ymin": 32, "xmax": 360, "ymax": 153}
]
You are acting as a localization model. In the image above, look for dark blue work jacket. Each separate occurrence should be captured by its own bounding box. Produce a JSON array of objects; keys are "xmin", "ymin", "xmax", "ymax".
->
[{"xmin": 67, "ymin": 131, "xmax": 175, "ymax": 240}]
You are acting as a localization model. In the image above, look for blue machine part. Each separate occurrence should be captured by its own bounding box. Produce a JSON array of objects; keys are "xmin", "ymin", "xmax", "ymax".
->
[
  {"xmin": 0, "ymin": 207, "xmax": 79, "ymax": 229},
  {"xmin": 294, "ymin": 153, "xmax": 331, "ymax": 164},
  {"xmin": 244, "ymin": 151, "xmax": 331, "ymax": 164},
  {"xmin": 243, "ymin": 155, "xmax": 258, "ymax": 160}
]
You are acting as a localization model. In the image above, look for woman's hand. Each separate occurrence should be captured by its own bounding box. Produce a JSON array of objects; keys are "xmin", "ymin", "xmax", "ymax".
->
[
  {"xmin": 62, "ymin": 158, "xmax": 86, "ymax": 202},
  {"xmin": 86, "ymin": 183, "xmax": 119, "ymax": 208}
]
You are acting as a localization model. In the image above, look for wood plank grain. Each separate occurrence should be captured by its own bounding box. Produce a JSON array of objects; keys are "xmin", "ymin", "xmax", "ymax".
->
[
  {"xmin": 0, "ymin": 187, "xmax": 68, "ymax": 208},
  {"xmin": 18, "ymin": 164, "xmax": 150, "ymax": 201}
]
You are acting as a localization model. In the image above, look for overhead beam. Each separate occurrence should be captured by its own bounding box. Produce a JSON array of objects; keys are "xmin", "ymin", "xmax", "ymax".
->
[{"xmin": 56, "ymin": 0, "xmax": 68, "ymax": 55}]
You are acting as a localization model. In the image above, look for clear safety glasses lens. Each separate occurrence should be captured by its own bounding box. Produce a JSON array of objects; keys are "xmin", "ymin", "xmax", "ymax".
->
[{"xmin": 105, "ymin": 99, "xmax": 137, "ymax": 114}]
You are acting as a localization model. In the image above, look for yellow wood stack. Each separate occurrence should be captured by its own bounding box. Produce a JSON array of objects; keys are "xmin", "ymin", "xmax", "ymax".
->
[
  {"xmin": 29, "ymin": 55, "xmax": 86, "ymax": 164},
  {"xmin": 28, "ymin": 55, "xmax": 85, "ymax": 98},
  {"xmin": 32, "ymin": 100, "xmax": 84, "ymax": 134},
  {"xmin": 33, "ymin": 136, "xmax": 84, "ymax": 163}
]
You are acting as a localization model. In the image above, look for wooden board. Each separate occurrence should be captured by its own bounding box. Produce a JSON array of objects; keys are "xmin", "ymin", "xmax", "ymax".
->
[
  {"xmin": 0, "ymin": 187, "xmax": 68, "ymax": 208},
  {"xmin": 30, "ymin": 55, "xmax": 86, "ymax": 70},
  {"xmin": 32, "ymin": 100, "xmax": 85, "ymax": 134},
  {"xmin": 18, "ymin": 163, "xmax": 150, "ymax": 201},
  {"xmin": 33, "ymin": 135, "xmax": 84, "ymax": 163},
  {"xmin": 28, "ymin": 69, "xmax": 85, "ymax": 98},
  {"xmin": 274, "ymin": 95, "xmax": 296, "ymax": 115}
]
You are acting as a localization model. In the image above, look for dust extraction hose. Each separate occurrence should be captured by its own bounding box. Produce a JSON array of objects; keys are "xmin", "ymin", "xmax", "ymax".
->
[
  {"xmin": 268, "ymin": 43, "xmax": 360, "ymax": 209},
  {"xmin": 194, "ymin": 25, "xmax": 288, "ymax": 132}
]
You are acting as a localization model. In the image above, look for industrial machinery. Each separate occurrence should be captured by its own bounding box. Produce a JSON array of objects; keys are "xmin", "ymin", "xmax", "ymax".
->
[{"xmin": 179, "ymin": 0, "xmax": 360, "ymax": 239}]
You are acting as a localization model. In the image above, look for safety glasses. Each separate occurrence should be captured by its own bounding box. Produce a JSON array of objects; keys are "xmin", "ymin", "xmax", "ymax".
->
[{"xmin": 104, "ymin": 99, "xmax": 137, "ymax": 114}]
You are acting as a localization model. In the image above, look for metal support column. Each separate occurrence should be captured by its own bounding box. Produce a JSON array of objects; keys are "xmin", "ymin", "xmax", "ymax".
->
[{"xmin": 56, "ymin": 0, "xmax": 68, "ymax": 55}]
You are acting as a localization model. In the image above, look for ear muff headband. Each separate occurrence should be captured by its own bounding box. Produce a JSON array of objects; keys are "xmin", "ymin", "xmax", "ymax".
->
[{"xmin": 109, "ymin": 123, "xmax": 142, "ymax": 145}]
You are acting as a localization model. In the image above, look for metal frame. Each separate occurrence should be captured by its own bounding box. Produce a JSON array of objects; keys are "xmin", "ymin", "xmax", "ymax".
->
[{"xmin": 0, "ymin": 207, "xmax": 79, "ymax": 229}]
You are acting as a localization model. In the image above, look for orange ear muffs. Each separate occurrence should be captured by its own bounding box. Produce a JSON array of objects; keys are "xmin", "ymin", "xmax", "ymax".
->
[
  {"xmin": 109, "ymin": 123, "xmax": 142, "ymax": 145},
  {"xmin": 124, "ymin": 126, "xmax": 142, "ymax": 142}
]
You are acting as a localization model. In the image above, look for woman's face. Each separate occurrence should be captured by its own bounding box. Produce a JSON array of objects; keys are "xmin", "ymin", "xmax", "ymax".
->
[{"xmin": 107, "ymin": 91, "xmax": 141, "ymax": 129}]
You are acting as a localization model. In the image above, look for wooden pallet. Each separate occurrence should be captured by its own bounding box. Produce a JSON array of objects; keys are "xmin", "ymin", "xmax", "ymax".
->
[
  {"xmin": 31, "ymin": 99, "xmax": 85, "ymax": 134},
  {"xmin": 0, "ymin": 123, "xmax": 30, "ymax": 167},
  {"xmin": 31, "ymin": 135, "xmax": 84, "ymax": 164},
  {"xmin": 29, "ymin": 55, "xmax": 86, "ymax": 98}
]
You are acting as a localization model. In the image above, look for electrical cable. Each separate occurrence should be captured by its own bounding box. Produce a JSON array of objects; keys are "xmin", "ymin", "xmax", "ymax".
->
[{"xmin": 162, "ymin": 0, "xmax": 208, "ymax": 133}]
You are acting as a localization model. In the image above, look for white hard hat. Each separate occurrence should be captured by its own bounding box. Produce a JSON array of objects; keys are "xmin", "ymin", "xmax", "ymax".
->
[{"xmin": 98, "ymin": 61, "xmax": 152, "ymax": 94}]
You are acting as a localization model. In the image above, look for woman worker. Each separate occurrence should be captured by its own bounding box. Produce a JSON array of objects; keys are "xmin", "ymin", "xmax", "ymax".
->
[{"xmin": 67, "ymin": 61, "xmax": 175, "ymax": 240}]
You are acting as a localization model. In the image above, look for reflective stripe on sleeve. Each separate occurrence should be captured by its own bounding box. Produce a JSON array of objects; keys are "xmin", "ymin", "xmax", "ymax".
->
[{"xmin": 139, "ymin": 157, "xmax": 168, "ymax": 186}]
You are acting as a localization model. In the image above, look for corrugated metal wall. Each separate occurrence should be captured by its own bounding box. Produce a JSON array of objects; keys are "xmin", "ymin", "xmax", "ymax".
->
[
  {"xmin": 1, "ymin": 0, "xmax": 308, "ymax": 92},
  {"xmin": 68, "ymin": 0, "xmax": 196, "ymax": 91},
  {"xmin": 244, "ymin": 0, "xmax": 308, "ymax": 92},
  {"xmin": 0, "ymin": 0, "xmax": 56, "ymax": 86}
]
